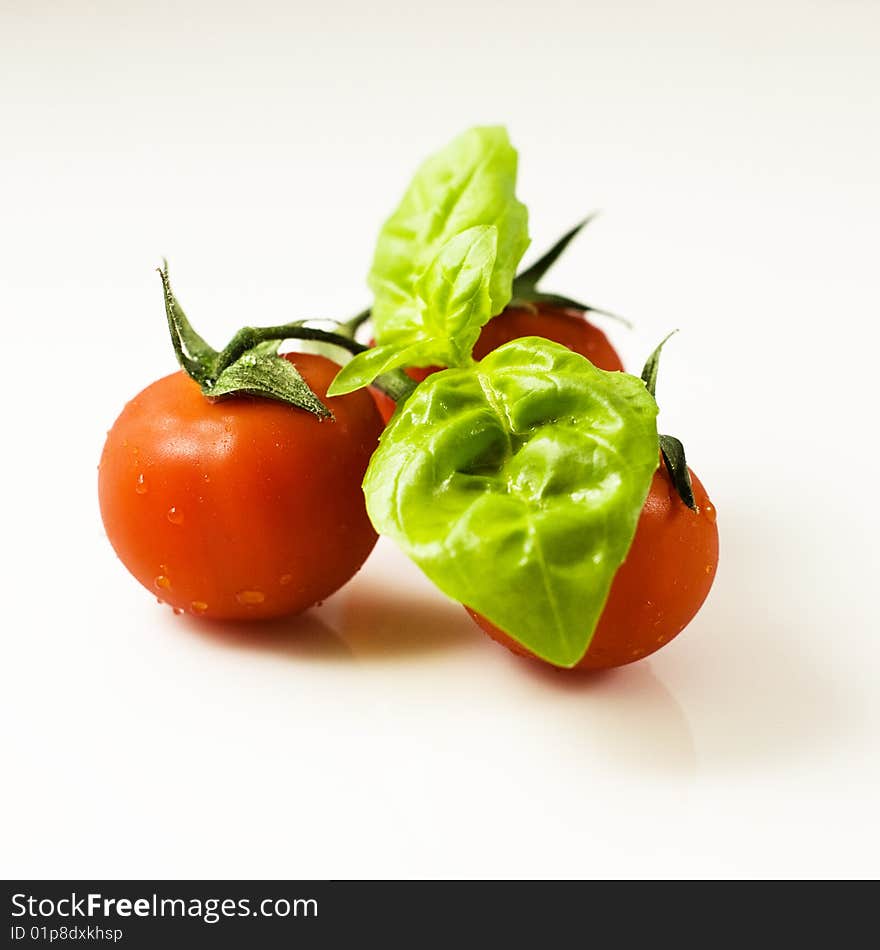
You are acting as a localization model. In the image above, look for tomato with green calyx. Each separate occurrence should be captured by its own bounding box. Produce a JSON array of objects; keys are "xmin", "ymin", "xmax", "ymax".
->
[
  {"xmin": 99, "ymin": 265, "xmax": 391, "ymax": 621},
  {"xmin": 473, "ymin": 303, "xmax": 623, "ymax": 369},
  {"xmin": 100, "ymin": 354, "xmax": 383, "ymax": 620},
  {"xmin": 467, "ymin": 333, "xmax": 718, "ymax": 669}
]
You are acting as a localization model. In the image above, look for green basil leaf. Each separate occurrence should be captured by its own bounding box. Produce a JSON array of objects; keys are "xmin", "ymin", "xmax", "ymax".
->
[
  {"xmin": 363, "ymin": 337, "xmax": 659, "ymax": 667},
  {"xmin": 413, "ymin": 224, "xmax": 497, "ymax": 363},
  {"xmin": 329, "ymin": 226, "xmax": 499, "ymax": 396},
  {"xmin": 369, "ymin": 126, "xmax": 529, "ymax": 344},
  {"xmin": 204, "ymin": 344, "xmax": 331, "ymax": 418}
]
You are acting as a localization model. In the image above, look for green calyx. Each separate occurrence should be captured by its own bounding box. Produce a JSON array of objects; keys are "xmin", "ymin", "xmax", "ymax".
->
[
  {"xmin": 510, "ymin": 214, "xmax": 630, "ymax": 326},
  {"xmin": 640, "ymin": 331, "xmax": 698, "ymax": 511},
  {"xmin": 158, "ymin": 263, "xmax": 414, "ymax": 417}
]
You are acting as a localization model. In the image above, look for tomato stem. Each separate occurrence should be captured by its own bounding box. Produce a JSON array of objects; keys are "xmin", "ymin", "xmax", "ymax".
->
[
  {"xmin": 158, "ymin": 262, "xmax": 414, "ymax": 414},
  {"xmin": 339, "ymin": 308, "xmax": 372, "ymax": 338},
  {"xmin": 215, "ymin": 323, "xmax": 368, "ymax": 378}
]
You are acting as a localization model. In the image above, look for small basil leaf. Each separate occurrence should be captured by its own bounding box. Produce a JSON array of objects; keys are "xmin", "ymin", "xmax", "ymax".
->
[
  {"xmin": 327, "ymin": 342, "xmax": 436, "ymax": 397},
  {"xmin": 158, "ymin": 262, "xmax": 219, "ymax": 383},
  {"xmin": 370, "ymin": 126, "xmax": 529, "ymax": 345},
  {"xmin": 204, "ymin": 346, "xmax": 331, "ymax": 418},
  {"xmin": 363, "ymin": 337, "xmax": 659, "ymax": 667},
  {"xmin": 329, "ymin": 226, "xmax": 500, "ymax": 395},
  {"xmin": 659, "ymin": 434, "xmax": 697, "ymax": 510},
  {"xmin": 414, "ymin": 224, "xmax": 497, "ymax": 364}
]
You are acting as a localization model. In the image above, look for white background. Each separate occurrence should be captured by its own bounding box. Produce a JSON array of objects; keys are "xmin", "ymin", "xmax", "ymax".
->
[{"xmin": 2, "ymin": 0, "xmax": 878, "ymax": 879}]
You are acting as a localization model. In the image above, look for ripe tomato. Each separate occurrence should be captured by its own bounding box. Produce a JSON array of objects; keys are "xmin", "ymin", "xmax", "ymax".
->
[
  {"xmin": 99, "ymin": 353, "xmax": 383, "ymax": 621},
  {"xmin": 468, "ymin": 465, "xmax": 718, "ymax": 670},
  {"xmin": 472, "ymin": 304, "xmax": 624, "ymax": 370},
  {"xmin": 371, "ymin": 304, "xmax": 623, "ymax": 422}
]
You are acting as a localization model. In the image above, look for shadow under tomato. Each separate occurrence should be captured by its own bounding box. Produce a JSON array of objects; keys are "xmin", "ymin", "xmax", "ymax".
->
[
  {"xmin": 640, "ymin": 494, "xmax": 847, "ymax": 777},
  {"xmin": 503, "ymin": 650, "xmax": 697, "ymax": 775},
  {"xmin": 179, "ymin": 610, "xmax": 354, "ymax": 663},
  {"xmin": 335, "ymin": 589, "xmax": 480, "ymax": 660},
  {"xmin": 668, "ymin": 611, "xmax": 840, "ymax": 776}
]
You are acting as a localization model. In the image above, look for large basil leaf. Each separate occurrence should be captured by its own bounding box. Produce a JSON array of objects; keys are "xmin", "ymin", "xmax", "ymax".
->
[
  {"xmin": 329, "ymin": 226, "xmax": 498, "ymax": 396},
  {"xmin": 363, "ymin": 337, "xmax": 659, "ymax": 667},
  {"xmin": 369, "ymin": 126, "xmax": 529, "ymax": 344}
]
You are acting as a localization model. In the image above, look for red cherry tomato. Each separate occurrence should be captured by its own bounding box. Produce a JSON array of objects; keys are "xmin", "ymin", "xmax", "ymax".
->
[
  {"xmin": 468, "ymin": 465, "xmax": 718, "ymax": 670},
  {"xmin": 472, "ymin": 304, "xmax": 623, "ymax": 370},
  {"xmin": 370, "ymin": 304, "xmax": 624, "ymax": 423},
  {"xmin": 99, "ymin": 353, "xmax": 383, "ymax": 620}
]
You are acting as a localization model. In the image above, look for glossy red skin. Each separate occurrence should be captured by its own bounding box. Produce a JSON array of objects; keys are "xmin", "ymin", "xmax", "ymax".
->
[
  {"xmin": 468, "ymin": 466, "xmax": 718, "ymax": 670},
  {"xmin": 99, "ymin": 353, "xmax": 383, "ymax": 621},
  {"xmin": 370, "ymin": 304, "xmax": 624, "ymax": 423}
]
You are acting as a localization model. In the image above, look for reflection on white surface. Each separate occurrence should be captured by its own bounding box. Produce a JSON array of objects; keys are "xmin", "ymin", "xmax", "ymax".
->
[{"xmin": 514, "ymin": 660, "xmax": 697, "ymax": 776}]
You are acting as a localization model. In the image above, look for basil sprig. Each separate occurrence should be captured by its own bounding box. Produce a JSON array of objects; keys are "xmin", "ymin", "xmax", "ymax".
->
[{"xmin": 364, "ymin": 338, "xmax": 659, "ymax": 666}]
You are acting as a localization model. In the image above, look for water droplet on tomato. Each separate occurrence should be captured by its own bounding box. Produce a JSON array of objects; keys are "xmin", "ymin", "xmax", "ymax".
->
[
  {"xmin": 167, "ymin": 506, "xmax": 184, "ymax": 525},
  {"xmin": 279, "ymin": 574, "xmax": 293, "ymax": 586},
  {"xmin": 704, "ymin": 502, "xmax": 716, "ymax": 523},
  {"xmin": 191, "ymin": 601, "xmax": 208, "ymax": 615},
  {"xmin": 155, "ymin": 575, "xmax": 171, "ymax": 591},
  {"xmin": 236, "ymin": 589, "xmax": 266, "ymax": 606},
  {"xmin": 135, "ymin": 473, "xmax": 148, "ymax": 494},
  {"xmin": 172, "ymin": 607, "xmax": 183, "ymax": 616}
]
